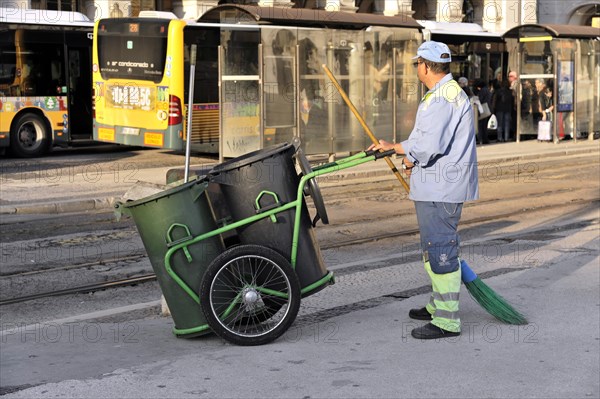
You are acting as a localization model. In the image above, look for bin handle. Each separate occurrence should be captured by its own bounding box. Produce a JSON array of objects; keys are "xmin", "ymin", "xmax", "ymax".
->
[
  {"xmin": 166, "ymin": 223, "xmax": 194, "ymax": 262},
  {"xmin": 255, "ymin": 191, "xmax": 282, "ymax": 223},
  {"xmin": 113, "ymin": 201, "xmax": 131, "ymax": 222},
  {"xmin": 190, "ymin": 180, "xmax": 209, "ymax": 203}
]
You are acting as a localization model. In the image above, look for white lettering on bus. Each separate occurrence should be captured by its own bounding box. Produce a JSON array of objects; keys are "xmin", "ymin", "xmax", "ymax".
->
[
  {"xmin": 117, "ymin": 61, "xmax": 149, "ymax": 68},
  {"xmin": 110, "ymin": 86, "xmax": 152, "ymax": 110}
]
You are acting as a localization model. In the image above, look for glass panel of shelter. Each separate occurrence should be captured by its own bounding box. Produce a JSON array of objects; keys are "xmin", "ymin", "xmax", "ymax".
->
[
  {"xmin": 330, "ymin": 29, "xmax": 365, "ymax": 153},
  {"xmin": 394, "ymin": 34, "xmax": 420, "ymax": 143},
  {"xmin": 261, "ymin": 27, "xmax": 297, "ymax": 148},
  {"xmin": 220, "ymin": 27, "xmax": 261, "ymax": 158},
  {"xmin": 554, "ymin": 41, "xmax": 576, "ymax": 140},
  {"xmin": 297, "ymin": 29, "xmax": 329, "ymax": 155},
  {"xmin": 362, "ymin": 29, "xmax": 394, "ymax": 150},
  {"xmin": 518, "ymin": 39, "xmax": 555, "ymax": 139},
  {"xmin": 577, "ymin": 39, "xmax": 600, "ymax": 138},
  {"xmin": 217, "ymin": 25, "xmax": 423, "ymax": 156}
]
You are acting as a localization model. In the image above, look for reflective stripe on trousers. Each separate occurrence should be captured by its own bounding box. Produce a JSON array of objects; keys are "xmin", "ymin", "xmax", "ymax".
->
[{"xmin": 424, "ymin": 261, "xmax": 461, "ymax": 333}]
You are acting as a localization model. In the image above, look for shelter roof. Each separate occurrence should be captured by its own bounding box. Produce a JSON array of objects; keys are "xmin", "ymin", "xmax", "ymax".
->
[
  {"xmin": 199, "ymin": 4, "xmax": 422, "ymax": 29},
  {"xmin": 418, "ymin": 20, "xmax": 504, "ymax": 43},
  {"xmin": 503, "ymin": 24, "xmax": 600, "ymax": 39}
]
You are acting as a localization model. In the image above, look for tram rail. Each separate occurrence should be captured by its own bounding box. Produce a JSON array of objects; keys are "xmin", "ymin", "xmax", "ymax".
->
[
  {"xmin": 2, "ymin": 193, "xmax": 597, "ymax": 307},
  {"xmin": 0, "ymin": 179, "xmax": 590, "ymax": 280}
]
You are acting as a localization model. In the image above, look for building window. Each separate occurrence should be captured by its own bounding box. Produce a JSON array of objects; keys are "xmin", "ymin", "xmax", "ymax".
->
[
  {"xmin": 130, "ymin": 0, "xmax": 173, "ymax": 16},
  {"xmin": 31, "ymin": 0, "xmax": 76, "ymax": 11}
]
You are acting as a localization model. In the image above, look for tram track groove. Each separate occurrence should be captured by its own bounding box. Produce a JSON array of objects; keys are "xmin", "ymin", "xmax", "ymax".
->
[
  {"xmin": 0, "ymin": 253, "xmax": 147, "ymax": 278},
  {"xmin": 1, "ymin": 182, "xmax": 593, "ymax": 281},
  {"xmin": 320, "ymin": 197, "xmax": 598, "ymax": 250},
  {"xmin": 317, "ymin": 159, "xmax": 598, "ymax": 204},
  {"xmin": 2, "ymin": 155, "xmax": 597, "ymax": 307},
  {"xmin": 1, "ymin": 194, "xmax": 597, "ymax": 307}
]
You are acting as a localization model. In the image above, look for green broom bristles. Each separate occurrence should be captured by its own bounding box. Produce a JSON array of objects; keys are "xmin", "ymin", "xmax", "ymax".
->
[{"xmin": 461, "ymin": 260, "xmax": 528, "ymax": 325}]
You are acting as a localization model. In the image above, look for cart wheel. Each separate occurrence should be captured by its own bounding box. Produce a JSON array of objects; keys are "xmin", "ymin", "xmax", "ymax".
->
[
  {"xmin": 200, "ymin": 245, "xmax": 301, "ymax": 346},
  {"xmin": 296, "ymin": 149, "xmax": 329, "ymax": 225}
]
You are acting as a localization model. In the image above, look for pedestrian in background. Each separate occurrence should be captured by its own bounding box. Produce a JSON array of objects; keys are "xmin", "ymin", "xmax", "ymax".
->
[
  {"xmin": 492, "ymin": 79, "xmax": 514, "ymax": 142},
  {"xmin": 369, "ymin": 41, "xmax": 479, "ymax": 339},
  {"xmin": 459, "ymin": 76, "xmax": 483, "ymax": 136},
  {"xmin": 474, "ymin": 79, "xmax": 492, "ymax": 144},
  {"xmin": 540, "ymin": 84, "xmax": 554, "ymax": 122},
  {"xmin": 508, "ymin": 71, "xmax": 518, "ymax": 136},
  {"xmin": 532, "ymin": 79, "xmax": 546, "ymax": 130},
  {"xmin": 520, "ymin": 79, "xmax": 534, "ymax": 131}
]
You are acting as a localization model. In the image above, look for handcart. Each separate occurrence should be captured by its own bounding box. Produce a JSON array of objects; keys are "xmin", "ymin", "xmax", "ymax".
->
[{"xmin": 116, "ymin": 142, "xmax": 396, "ymax": 346}]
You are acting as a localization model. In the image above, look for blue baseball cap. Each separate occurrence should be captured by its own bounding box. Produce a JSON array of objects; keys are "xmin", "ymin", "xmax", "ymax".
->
[{"xmin": 413, "ymin": 41, "xmax": 452, "ymax": 63}]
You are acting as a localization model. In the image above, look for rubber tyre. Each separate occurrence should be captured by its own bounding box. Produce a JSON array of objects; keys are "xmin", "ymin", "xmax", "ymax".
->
[
  {"xmin": 200, "ymin": 245, "xmax": 301, "ymax": 346},
  {"xmin": 10, "ymin": 113, "xmax": 51, "ymax": 157}
]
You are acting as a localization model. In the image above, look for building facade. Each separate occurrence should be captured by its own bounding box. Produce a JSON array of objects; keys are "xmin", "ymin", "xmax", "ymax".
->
[{"xmin": 0, "ymin": 0, "xmax": 596, "ymax": 28}]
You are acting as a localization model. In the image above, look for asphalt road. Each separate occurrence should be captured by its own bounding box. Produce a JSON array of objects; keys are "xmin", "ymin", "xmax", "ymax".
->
[{"xmin": 0, "ymin": 141, "xmax": 599, "ymax": 398}]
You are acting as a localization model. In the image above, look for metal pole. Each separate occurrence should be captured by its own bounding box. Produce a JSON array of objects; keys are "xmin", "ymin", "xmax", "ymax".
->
[
  {"xmin": 218, "ymin": 45, "xmax": 224, "ymax": 164},
  {"xmin": 184, "ymin": 44, "xmax": 197, "ymax": 182},
  {"xmin": 486, "ymin": 50, "xmax": 491, "ymax": 83},
  {"xmin": 553, "ymin": 50, "xmax": 559, "ymax": 144},
  {"xmin": 296, "ymin": 43, "xmax": 301, "ymax": 146},
  {"xmin": 572, "ymin": 48, "xmax": 577, "ymax": 143},
  {"xmin": 392, "ymin": 47, "xmax": 397, "ymax": 147},
  {"xmin": 516, "ymin": 45, "xmax": 521, "ymax": 143},
  {"xmin": 258, "ymin": 43, "xmax": 264, "ymax": 149},
  {"xmin": 591, "ymin": 40, "xmax": 598, "ymax": 140}
]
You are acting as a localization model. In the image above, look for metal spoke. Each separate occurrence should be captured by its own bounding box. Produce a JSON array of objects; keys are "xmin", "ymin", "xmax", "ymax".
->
[{"xmin": 209, "ymin": 254, "xmax": 293, "ymax": 338}]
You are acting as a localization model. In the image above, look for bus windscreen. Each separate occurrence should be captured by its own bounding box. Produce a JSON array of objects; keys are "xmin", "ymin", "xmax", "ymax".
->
[{"xmin": 97, "ymin": 19, "xmax": 168, "ymax": 83}]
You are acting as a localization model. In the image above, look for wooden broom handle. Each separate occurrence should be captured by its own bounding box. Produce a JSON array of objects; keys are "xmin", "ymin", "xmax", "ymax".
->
[{"xmin": 322, "ymin": 64, "xmax": 410, "ymax": 194}]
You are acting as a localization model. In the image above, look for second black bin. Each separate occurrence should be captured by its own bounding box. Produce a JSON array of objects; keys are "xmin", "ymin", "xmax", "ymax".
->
[{"xmin": 209, "ymin": 143, "xmax": 328, "ymax": 295}]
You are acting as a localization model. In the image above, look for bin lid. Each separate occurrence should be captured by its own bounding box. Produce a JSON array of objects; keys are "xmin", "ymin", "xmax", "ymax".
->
[
  {"xmin": 209, "ymin": 142, "xmax": 294, "ymax": 175},
  {"xmin": 121, "ymin": 176, "xmax": 208, "ymax": 209}
]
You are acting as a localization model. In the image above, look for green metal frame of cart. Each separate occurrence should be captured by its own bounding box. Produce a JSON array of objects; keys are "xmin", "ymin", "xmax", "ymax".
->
[{"xmin": 163, "ymin": 149, "xmax": 395, "ymax": 337}]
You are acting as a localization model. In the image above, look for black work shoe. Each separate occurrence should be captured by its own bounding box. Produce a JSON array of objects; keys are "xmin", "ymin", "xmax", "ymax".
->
[
  {"xmin": 411, "ymin": 323, "xmax": 460, "ymax": 340},
  {"xmin": 408, "ymin": 307, "xmax": 432, "ymax": 321}
]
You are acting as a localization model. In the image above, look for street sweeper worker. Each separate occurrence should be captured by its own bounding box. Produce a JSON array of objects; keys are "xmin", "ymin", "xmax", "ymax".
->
[{"xmin": 369, "ymin": 41, "xmax": 479, "ymax": 339}]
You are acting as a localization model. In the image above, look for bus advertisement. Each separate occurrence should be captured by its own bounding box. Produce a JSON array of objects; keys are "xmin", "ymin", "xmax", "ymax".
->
[{"xmin": 0, "ymin": 8, "xmax": 94, "ymax": 157}]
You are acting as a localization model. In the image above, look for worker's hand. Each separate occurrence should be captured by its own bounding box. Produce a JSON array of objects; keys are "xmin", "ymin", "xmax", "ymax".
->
[
  {"xmin": 402, "ymin": 158, "xmax": 414, "ymax": 178},
  {"xmin": 367, "ymin": 139, "xmax": 395, "ymax": 153}
]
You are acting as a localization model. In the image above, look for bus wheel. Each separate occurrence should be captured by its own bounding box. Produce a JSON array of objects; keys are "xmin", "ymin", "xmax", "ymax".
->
[{"xmin": 10, "ymin": 113, "xmax": 51, "ymax": 157}]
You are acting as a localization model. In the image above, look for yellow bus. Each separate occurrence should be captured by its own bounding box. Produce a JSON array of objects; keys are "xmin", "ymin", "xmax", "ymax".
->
[
  {"xmin": 93, "ymin": 14, "xmax": 188, "ymax": 151},
  {"xmin": 93, "ymin": 13, "xmax": 250, "ymax": 155},
  {"xmin": 0, "ymin": 8, "xmax": 94, "ymax": 157},
  {"xmin": 93, "ymin": 6, "xmax": 424, "ymax": 158}
]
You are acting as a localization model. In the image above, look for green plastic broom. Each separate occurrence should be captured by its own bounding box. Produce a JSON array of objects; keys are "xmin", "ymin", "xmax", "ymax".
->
[{"xmin": 461, "ymin": 260, "xmax": 527, "ymax": 325}]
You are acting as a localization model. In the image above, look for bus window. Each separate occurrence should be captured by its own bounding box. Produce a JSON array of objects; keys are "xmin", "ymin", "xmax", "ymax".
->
[
  {"xmin": 19, "ymin": 44, "xmax": 64, "ymax": 96},
  {"xmin": 97, "ymin": 19, "xmax": 169, "ymax": 83},
  {"xmin": 0, "ymin": 44, "xmax": 16, "ymax": 87}
]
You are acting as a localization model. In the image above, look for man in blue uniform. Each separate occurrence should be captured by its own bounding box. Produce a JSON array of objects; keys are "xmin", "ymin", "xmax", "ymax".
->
[{"xmin": 370, "ymin": 41, "xmax": 479, "ymax": 339}]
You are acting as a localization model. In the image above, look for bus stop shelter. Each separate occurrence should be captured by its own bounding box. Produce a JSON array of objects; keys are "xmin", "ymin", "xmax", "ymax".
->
[
  {"xmin": 199, "ymin": 5, "xmax": 424, "ymax": 159},
  {"xmin": 419, "ymin": 20, "xmax": 505, "ymax": 84},
  {"xmin": 503, "ymin": 24, "xmax": 599, "ymax": 143}
]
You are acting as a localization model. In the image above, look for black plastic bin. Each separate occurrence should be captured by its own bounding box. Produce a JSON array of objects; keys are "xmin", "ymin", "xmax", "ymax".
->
[{"xmin": 208, "ymin": 143, "xmax": 328, "ymax": 294}]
